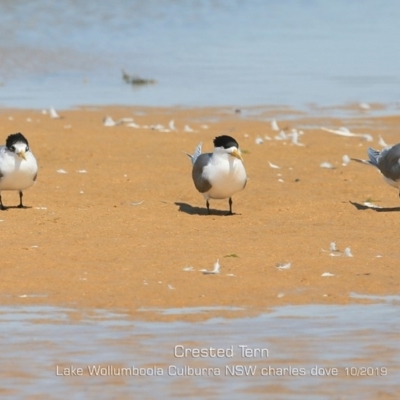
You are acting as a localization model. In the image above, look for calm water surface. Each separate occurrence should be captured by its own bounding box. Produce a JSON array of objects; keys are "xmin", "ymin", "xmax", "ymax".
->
[
  {"xmin": 0, "ymin": 0, "xmax": 399, "ymax": 110},
  {"xmin": 0, "ymin": 301, "xmax": 399, "ymax": 399}
]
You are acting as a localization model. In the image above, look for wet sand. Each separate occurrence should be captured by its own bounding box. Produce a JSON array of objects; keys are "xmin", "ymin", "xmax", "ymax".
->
[{"xmin": 0, "ymin": 105, "xmax": 399, "ymax": 321}]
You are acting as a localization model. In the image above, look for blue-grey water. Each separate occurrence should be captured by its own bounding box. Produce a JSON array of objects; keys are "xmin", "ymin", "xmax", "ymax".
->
[
  {"xmin": 0, "ymin": 0, "xmax": 399, "ymax": 109},
  {"xmin": 1, "ymin": 301, "xmax": 399, "ymax": 399}
]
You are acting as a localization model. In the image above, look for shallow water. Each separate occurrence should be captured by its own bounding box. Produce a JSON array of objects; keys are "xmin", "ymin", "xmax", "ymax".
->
[
  {"xmin": 0, "ymin": 0, "xmax": 400, "ymax": 110},
  {"xmin": 1, "ymin": 301, "xmax": 399, "ymax": 399}
]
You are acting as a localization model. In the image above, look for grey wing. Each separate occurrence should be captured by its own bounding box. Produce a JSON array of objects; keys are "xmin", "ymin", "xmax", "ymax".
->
[
  {"xmin": 376, "ymin": 143, "xmax": 400, "ymax": 181},
  {"xmin": 192, "ymin": 153, "xmax": 212, "ymax": 193}
]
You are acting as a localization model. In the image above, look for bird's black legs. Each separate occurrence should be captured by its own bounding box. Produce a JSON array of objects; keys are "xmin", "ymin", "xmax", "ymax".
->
[
  {"xmin": 0, "ymin": 194, "xmax": 5, "ymax": 211},
  {"xmin": 205, "ymin": 198, "xmax": 235, "ymax": 215},
  {"xmin": 228, "ymin": 197, "xmax": 233, "ymax": 215},
  {"xmin": 18, "ymin": 191, "xmax": 24, "ymax": 208}
]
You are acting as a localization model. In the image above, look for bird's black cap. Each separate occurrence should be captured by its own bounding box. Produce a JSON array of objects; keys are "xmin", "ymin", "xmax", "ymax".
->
[
  {"xmin": 6, "ymin": 133, "xmax": 29, "ymax": 150},
  {"xmin": 213, "ymin": 135, "xmax": 239, "ymax": 149}
]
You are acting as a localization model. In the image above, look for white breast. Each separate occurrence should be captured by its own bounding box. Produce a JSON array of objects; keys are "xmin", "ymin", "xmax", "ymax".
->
[
  {"xmin": 202, "ymin": 153, "xmax": 247, "ymax": 199},
  {"xmin": 0, "ymin": 147, "xmax": 38, "ymax": 191}
]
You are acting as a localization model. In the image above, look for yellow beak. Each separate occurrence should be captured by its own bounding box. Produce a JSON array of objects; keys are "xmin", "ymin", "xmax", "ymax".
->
[
  {"xmin": 230, "ymin": 149, "xmax": 243, "ymax": 161},
  {"xmin": 17, "ymin": 150, "xmax": 26, "ymax": 160}
]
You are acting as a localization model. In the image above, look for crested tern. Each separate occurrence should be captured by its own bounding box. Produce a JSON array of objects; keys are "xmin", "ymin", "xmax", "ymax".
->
[
  {"xmin": 188, "ymin": 135, "xmax": 247, "ymax": 215},
  {"xmin": 0, "ymin": 133, "xmax": 38, "ymax": 210}
]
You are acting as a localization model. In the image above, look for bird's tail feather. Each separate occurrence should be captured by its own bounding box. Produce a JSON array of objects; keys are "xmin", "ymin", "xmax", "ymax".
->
[
  {"xmin": 350, "ymin": 157, "xmax": 373, "ymax": 166},
  {"xmin": 367, "ymin": 147, "xmax": 380, "ymax": 167},
  {"xmin": 185, "ymin": 142, "xmax": 202, "ymax": 165}
]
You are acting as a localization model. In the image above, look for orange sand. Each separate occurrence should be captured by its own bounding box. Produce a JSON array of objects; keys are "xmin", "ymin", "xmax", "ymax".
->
[{"xmin": 0, "ymin": 105, "xmax": 399, "ymax": 321}]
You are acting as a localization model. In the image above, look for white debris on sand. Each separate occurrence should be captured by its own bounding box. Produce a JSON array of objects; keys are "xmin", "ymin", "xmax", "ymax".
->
[
  {"xmin": 276, "ymin": 262, "xmax": 291, "ymax": 270},
  {"xmin": 201, "ymin": 260, "xmax": 221, "ymax": 275},
  {"xmin": 321, "ymin": 126, "xmax": 373, "ymax": 142}
]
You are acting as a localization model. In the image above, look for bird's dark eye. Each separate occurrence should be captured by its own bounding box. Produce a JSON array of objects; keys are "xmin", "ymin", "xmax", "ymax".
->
[
  {"xmin": 26, "ymin": 146, "xmax": 29, "ymax": 152},
  {"xmin": 10, "ymin": 145, "xmax": 15, "ymax": 152}
]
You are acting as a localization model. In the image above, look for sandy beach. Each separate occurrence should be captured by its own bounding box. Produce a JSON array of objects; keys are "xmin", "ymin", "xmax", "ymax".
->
[{"xmin": 0, "ymin": 105, "xmax": 399, "ymax": 321}]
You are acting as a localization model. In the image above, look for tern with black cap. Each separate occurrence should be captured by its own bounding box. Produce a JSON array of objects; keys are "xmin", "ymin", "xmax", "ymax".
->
[
  {"xmin": 352, "ymin": 143, "xmax": 400, "ymax": 197},
  {"xmin": 188, "ymin": 135, "xmax": 247, "ymax": 215},
  {"xmin": 0, "ymin": 133, "xmax": 38, "ymax": 210}
]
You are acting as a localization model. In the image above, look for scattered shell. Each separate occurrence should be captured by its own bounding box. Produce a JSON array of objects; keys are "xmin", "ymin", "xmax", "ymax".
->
[
  {"xmin": 130, "ymin": 201, "xmax": 144, "ymax": 206},
  {"xmin": 342, "ymin": 155, "xmax": 351, "ymax": 166},
  {"xmin": 103, "ymin": 116, "xmax": 117, "ymax": 126},
  {"xmin": 183, "ymin": 266, "xmax": 195, "ymax": 271},
  {"xmin": 344, "ymin": 247, "xmax": 353, "ymax": 257},
  {"xmin": 268, "ymin": 161, "xmax": 281, "ymax": 169},
  {"xmin": 288, "ymin": 129, "xmax": 304, "ymax": 146},
  {"xmin": 255, "ymin": 137, "xmax": 264, "ymax": 145},
  {"xmin": 50, "ymin": 107, "xmax": 60, "ymax": 119},
  {"xmin": 271, "ymin": 119, "xmax": 280, "ymax": 131},
  {"xmin": 200, "ymin": 259, "xmax": 221, "ymax": 275},
  {"xmin": 359, "ymin": 102, "xmax": 371, "ymax": 110},
  {"xmin": 321, "ymin": 272, "xmax": 335, "ymax": 277},
  {"xmin": 150, "ymin": 124, "xmax": 164, "ymax": 131},
  {"xmin": 378, "ymin": 135, "xmax": 389, "ymax": 147},
  {"xmin": 169, "ymin": 120, "xmax": 176, "ymax": 131},
  {"xmin": 57, "ymin": 169, "xmax": 67, "ymax": 174},
  {"xmin": 184, "ymin": 125, "xmax": 194, "ymax": 132},
  {"xmin": 321, "ymin": 126, "xmax": 373, "ymax": 142},
  {"xmin": 274, "ymin": 130, "xmax": 288, "ymax": 140},
  {"xmin": 127, "ymin": 122, "xmax": 140, "ymax": 128},
  {"xmin": 363, "ymin": 202, "xmax": 382, "ymax": 209},
  {"xmin": 276, "ymin": 262, "xmax": 291, "ymax": 270},
  {"xmin": 320, "ymin": 162, "xmax": 335, "ymax": 169}
]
